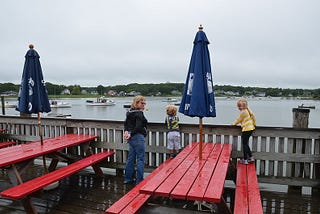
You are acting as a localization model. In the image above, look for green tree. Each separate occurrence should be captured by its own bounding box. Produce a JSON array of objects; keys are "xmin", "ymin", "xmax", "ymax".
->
[{"xmin": 71, "ymin": 85, "xmax": 81, "ymax": 95}]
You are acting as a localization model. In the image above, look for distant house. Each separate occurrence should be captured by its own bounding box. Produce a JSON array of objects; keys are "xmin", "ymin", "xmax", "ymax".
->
[
  {"xmin": 81, "ymin": 89, "xmax": 88, "ymax": 95},
  {"xmin": 255, "ymin": 92, "xmax": 266, "ymax": 97},
  {"xmin": 61, "ymin": 89, "xmax": 71, "ymax": 95},
  {"xmin": 107, "ymin": 90, "xmax": 117, "ymax": 96},
  {"xmin": 127, "ymin": 91, "xmax": 140, "ymax": 96}
]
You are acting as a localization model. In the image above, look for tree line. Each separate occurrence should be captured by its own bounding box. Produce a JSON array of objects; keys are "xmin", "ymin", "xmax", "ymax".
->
[{"xmin": 0, "ymin": 82, "xmax": 319, "ymax": 99}]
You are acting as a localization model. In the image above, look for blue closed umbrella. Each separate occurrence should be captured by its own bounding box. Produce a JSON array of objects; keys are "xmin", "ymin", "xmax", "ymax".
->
[
  {"xmin": 16, "ymin": 45, "xmax": 51, "ymax": 148},
  {"xmin": 179, "ymin": 26, "xmax": 216, "ymax": 159},
  {"xmin": 16, "ymin": 45, "xmax": 51, "ymax": 115}
]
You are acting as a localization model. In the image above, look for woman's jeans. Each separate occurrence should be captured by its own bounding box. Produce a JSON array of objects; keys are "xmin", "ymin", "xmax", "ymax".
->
[
  {"xmin": 242, "ymin": 130, "xmax": 253, "ymax": 160},
  {"xmin": 124, "ymin": 134, "xmax": 146, "ymax": 185}
]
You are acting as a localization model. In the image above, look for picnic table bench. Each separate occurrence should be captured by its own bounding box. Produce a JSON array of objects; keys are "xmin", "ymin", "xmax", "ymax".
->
[
  {"xmin": 139, "ymin": 142, "xmax": 233, "ymax": 213},
  {"xmin": 0, "ymin": 141, "xmax": 16, "ymax": 149},
  {"xmin": 105, "ymin": 158, "xmax": 172, "ymax": 214},
  {"xmin": 0, "ymin": 133, "xmax": 114, "ymax": 214},
  {"xmin": 1, "ymin": 151, "xmax": 114, "ymax": 199},
  {"xmin": 234, "ymin": 160, "xmax": 263, "ymax": 214}
]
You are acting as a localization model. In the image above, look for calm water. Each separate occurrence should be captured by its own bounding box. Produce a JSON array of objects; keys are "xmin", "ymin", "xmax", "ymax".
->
[{"xmin": 2, "ymin": 97, "xmax": 320, "ymax": 128}]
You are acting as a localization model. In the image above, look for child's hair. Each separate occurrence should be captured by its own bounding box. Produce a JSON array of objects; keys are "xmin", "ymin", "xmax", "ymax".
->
[
  {"xmin": 237, "ymin": 98, "xmax": 254, "ymax": 116},
  {"xmin": 237, "ymin": 98, "xmax": 248, "ymax": 109},
  {"xmin": 166, "ymin": 105, "xmax": 177, "ymax": 116}
]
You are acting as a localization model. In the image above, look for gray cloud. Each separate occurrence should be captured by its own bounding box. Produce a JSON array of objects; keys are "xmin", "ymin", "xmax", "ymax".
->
[{"xmin": 1, "ymin": 0, "xmax": 319, "ymax": 89}]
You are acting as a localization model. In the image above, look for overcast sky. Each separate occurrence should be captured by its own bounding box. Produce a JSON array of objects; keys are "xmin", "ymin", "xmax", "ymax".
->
[{"xmin": 1, "ymin": 0, "xmax": 319, "ymax": 89}]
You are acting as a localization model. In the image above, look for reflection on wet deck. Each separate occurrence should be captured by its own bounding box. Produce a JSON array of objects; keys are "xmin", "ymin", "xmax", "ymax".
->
[{"xmin": 0, "ymin": 162, "xmax": 319, "ymax": 214}]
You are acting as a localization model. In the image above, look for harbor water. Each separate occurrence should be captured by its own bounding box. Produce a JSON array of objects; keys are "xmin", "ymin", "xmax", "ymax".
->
[{"xmin": 2, "ymin": 96, "xmax": 320, "ymax": 128}]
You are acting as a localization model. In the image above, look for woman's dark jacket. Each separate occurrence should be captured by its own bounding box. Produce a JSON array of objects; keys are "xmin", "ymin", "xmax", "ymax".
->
[{"xmin": 124, "ymin": 109, "xmax": 148, "ymax": 137}]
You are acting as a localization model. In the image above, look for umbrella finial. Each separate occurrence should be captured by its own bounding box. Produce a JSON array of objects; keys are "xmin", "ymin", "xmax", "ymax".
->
[
  {"xmin": 198, "ymin": 25, "xmax": 203, "ymax": 31},
  {"xmin": 29, "ymin": 44, "xmax": 34, "ymax": 49}
]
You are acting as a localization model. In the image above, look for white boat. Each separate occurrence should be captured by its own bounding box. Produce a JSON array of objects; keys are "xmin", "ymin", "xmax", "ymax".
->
[
  {"xmin": 162, "ymin": 98, "xmax": 179, "ymax": 102},
  {"xmin": 2, "ymin": 102, "xmax": 17, "ymax": 108},
  {"xmin": 50, "ymin": 100, "xmax": 72, "ymax": 108},
  {"xmin": 86, "ymin": 97, "xmax": 115, "ymax": 106}
]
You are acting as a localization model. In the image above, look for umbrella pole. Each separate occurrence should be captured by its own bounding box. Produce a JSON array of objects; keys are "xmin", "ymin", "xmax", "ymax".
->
[
  {"xmin": 199, "ymin": 117, "xmax": 203, "ymax": 160},
  {"xmin": 38, "ymin": 112, "xmax": 48, "ymax": 174}
]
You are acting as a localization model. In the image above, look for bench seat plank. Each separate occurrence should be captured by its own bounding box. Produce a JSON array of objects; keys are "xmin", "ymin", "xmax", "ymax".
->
[
  {"xmin": 1, "ymin": 151, "xmax": 114, "ymax": 200},
  {"xmin": 247, "ymin": 163, "xmax": 263, "ymax": 214},
  {"xmin": 0, "ymin": 141, "xmax": 16, "ymax": 149},
  {"xmin": 234, "ymin": 163, "xmax": 249, "ymax": 214},
  {"xmin": 234, "ymin": 161, "xmax": 263, "ymax": 214},
  {"xmin": 203, "ymin": 144, "xmax": 232, "ymax": 203},
  {"xmin": 187, "ymin": 143, "xmax": 223, "ymax": 201},
  {"xmin": 106, "ymin": 158, "xmax": 172, "ymax": 214},
  {"xmin": 139, "ymin": 143, "xmax": 197, "ymax": 195}
]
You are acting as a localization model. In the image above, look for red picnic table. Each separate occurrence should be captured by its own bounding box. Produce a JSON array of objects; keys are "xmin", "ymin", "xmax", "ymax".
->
[
  {"xmin": 0, "ymin": 133, "xmax": 114, "ymax": 214},
  {"xmin": 0, "ymin": 133, "xmax": 97, "ymax": 168},
  {"xmin": 140, "ymin": 142, "xmax": 232, "ymax": 213}
]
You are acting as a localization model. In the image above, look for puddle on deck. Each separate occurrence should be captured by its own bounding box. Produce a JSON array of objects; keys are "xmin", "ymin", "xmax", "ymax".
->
[{"xmin": 0, "ymin": 162, "xmax": 319, "ymax": 214}]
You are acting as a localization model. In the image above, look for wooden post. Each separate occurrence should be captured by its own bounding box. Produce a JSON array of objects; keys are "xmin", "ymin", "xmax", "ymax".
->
[
  {"xmin": 199, "ymin": 118, "xmax": 203, "ymax": 160},
  {"xmin": 289, "ymin": 108, "xmax": 310, "ymax": 193},
  {"xmin": 292, "ymin": 108, "xmax": 309, "ymax": 128},
  {"xmin": 1, "ymin": 96, "xmax": 5, "ymax": 115}
]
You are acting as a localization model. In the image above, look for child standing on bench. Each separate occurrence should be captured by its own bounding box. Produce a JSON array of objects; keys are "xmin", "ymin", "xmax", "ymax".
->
[
  {"xmin": 232, "ymin": 98, "xmax": 256, "ymax": 165},
  {"xmin": 165, "ymin": 105, "xmax": 181, "ymax": 158}
]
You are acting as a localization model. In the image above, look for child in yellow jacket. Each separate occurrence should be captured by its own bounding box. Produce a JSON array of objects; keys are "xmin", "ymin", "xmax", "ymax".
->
[{"xmin": 232, "ymin": 98, "xmax": 256, "ymax": 164}]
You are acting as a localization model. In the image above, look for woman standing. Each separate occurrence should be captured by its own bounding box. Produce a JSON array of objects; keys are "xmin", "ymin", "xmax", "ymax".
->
[{"xmin": 123, "ymin": 96, "xmax": 148, "ymax": 185}]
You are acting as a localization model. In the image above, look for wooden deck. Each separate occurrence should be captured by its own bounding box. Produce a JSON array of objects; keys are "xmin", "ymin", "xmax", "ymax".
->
[{"xmin": 0, "ymin": 162, "xmax": 319, "ymax": 214}]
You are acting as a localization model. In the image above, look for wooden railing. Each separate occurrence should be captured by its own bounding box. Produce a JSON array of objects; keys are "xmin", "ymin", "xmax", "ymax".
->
[{"xmin": 0, "ymin": 115, "xmax": 319, "ymax": 188}]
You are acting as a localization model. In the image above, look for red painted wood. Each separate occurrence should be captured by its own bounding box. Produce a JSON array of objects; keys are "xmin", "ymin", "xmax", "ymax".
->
[
  {"xmin": 0, "ymin": 141, "xmax": 16, "ymax": 149},
  {"xmin": 119, "ymin": 193, "xmax": 150, "ymax": 214},
  {"xmin": 234, "ymin": 161, "xmax": 249, "ymax": 214},
  {"xmin": 154, "ymin": 144, "xmax": 213, "ymax": 198},
  {"xmin": 247, "ymin": 163, "xmax": 263, "ymax": 214},
  {"xmin": 139, "ymin": 143, "xmax": 197, "ymax": 195},
  {"xmin": 0, "ymin": 134, "xmax": 97, "ymax": 167},
  {"xmin": 203, "ymin": 144, "xmax": 232, "ymax": 203},
  {"xmin": 186, "ymin": 143, "xmax": 223, "ymax": 201},
  {"xmin": 1, "ymin": 151, "xmax": 114, "ymax": 200},
  {"xmin": 234, "ymin": 161, "xmax": 263, "ymax": 214},
  {"xmin": 106, "ymin": 158, "xmax": 172, "ymax": 214}
]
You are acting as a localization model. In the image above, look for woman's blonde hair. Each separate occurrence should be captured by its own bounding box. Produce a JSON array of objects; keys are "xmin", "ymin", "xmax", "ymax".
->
[
  {"xmin": 131, "ymin": 95, "xmax": 146, "ymax": 109},
  {"xmin": 166, "ymin": 105, "xmax": 177, "ymax": 116}
]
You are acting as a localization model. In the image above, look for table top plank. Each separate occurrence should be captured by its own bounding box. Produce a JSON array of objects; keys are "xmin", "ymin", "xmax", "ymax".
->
[
  {"xmin": 139, "ymin": 143, "xmax": 197, "ymax": 195},
  {"xmin": 203, "ymin": 144, "xmax": 232, "ymax": 203},
  {"xmin": 186, "ymin": 143, "xmax": 223, "ymax": 201},
  {"xmin": 0, "ymin": 134, "xmax": 97, "ymax": 167},
  {"xmin": 169, "ymin": 143, "xmax": 214, "ymax": 199},
  {"xmin": 154, "ymin": 144, "xmax": 212, "ymax": 197}
]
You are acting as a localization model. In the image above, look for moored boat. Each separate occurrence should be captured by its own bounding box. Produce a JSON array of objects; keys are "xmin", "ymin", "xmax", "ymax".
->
[
  {"xmin": 50, "ymin": 100, "xmax": 72, "ymax": 108},
  {"xmin": 86, "ymin": 97, "xmax": 115, "ymax": 106}
]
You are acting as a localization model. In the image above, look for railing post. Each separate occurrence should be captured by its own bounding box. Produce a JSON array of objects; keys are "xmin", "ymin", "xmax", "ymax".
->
[
  {"xmin": 289, "ymin": 108, "xmax": 310, "ymax": 193},
  {"xmin": 1, "ymin": 96, "xmax": 5, "ymax": 115}
]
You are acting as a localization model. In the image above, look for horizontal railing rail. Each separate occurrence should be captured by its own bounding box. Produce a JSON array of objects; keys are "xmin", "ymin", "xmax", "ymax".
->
[{"xmin": 0, "ymin": 115, "xmax": 319, "ymax": 188}]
